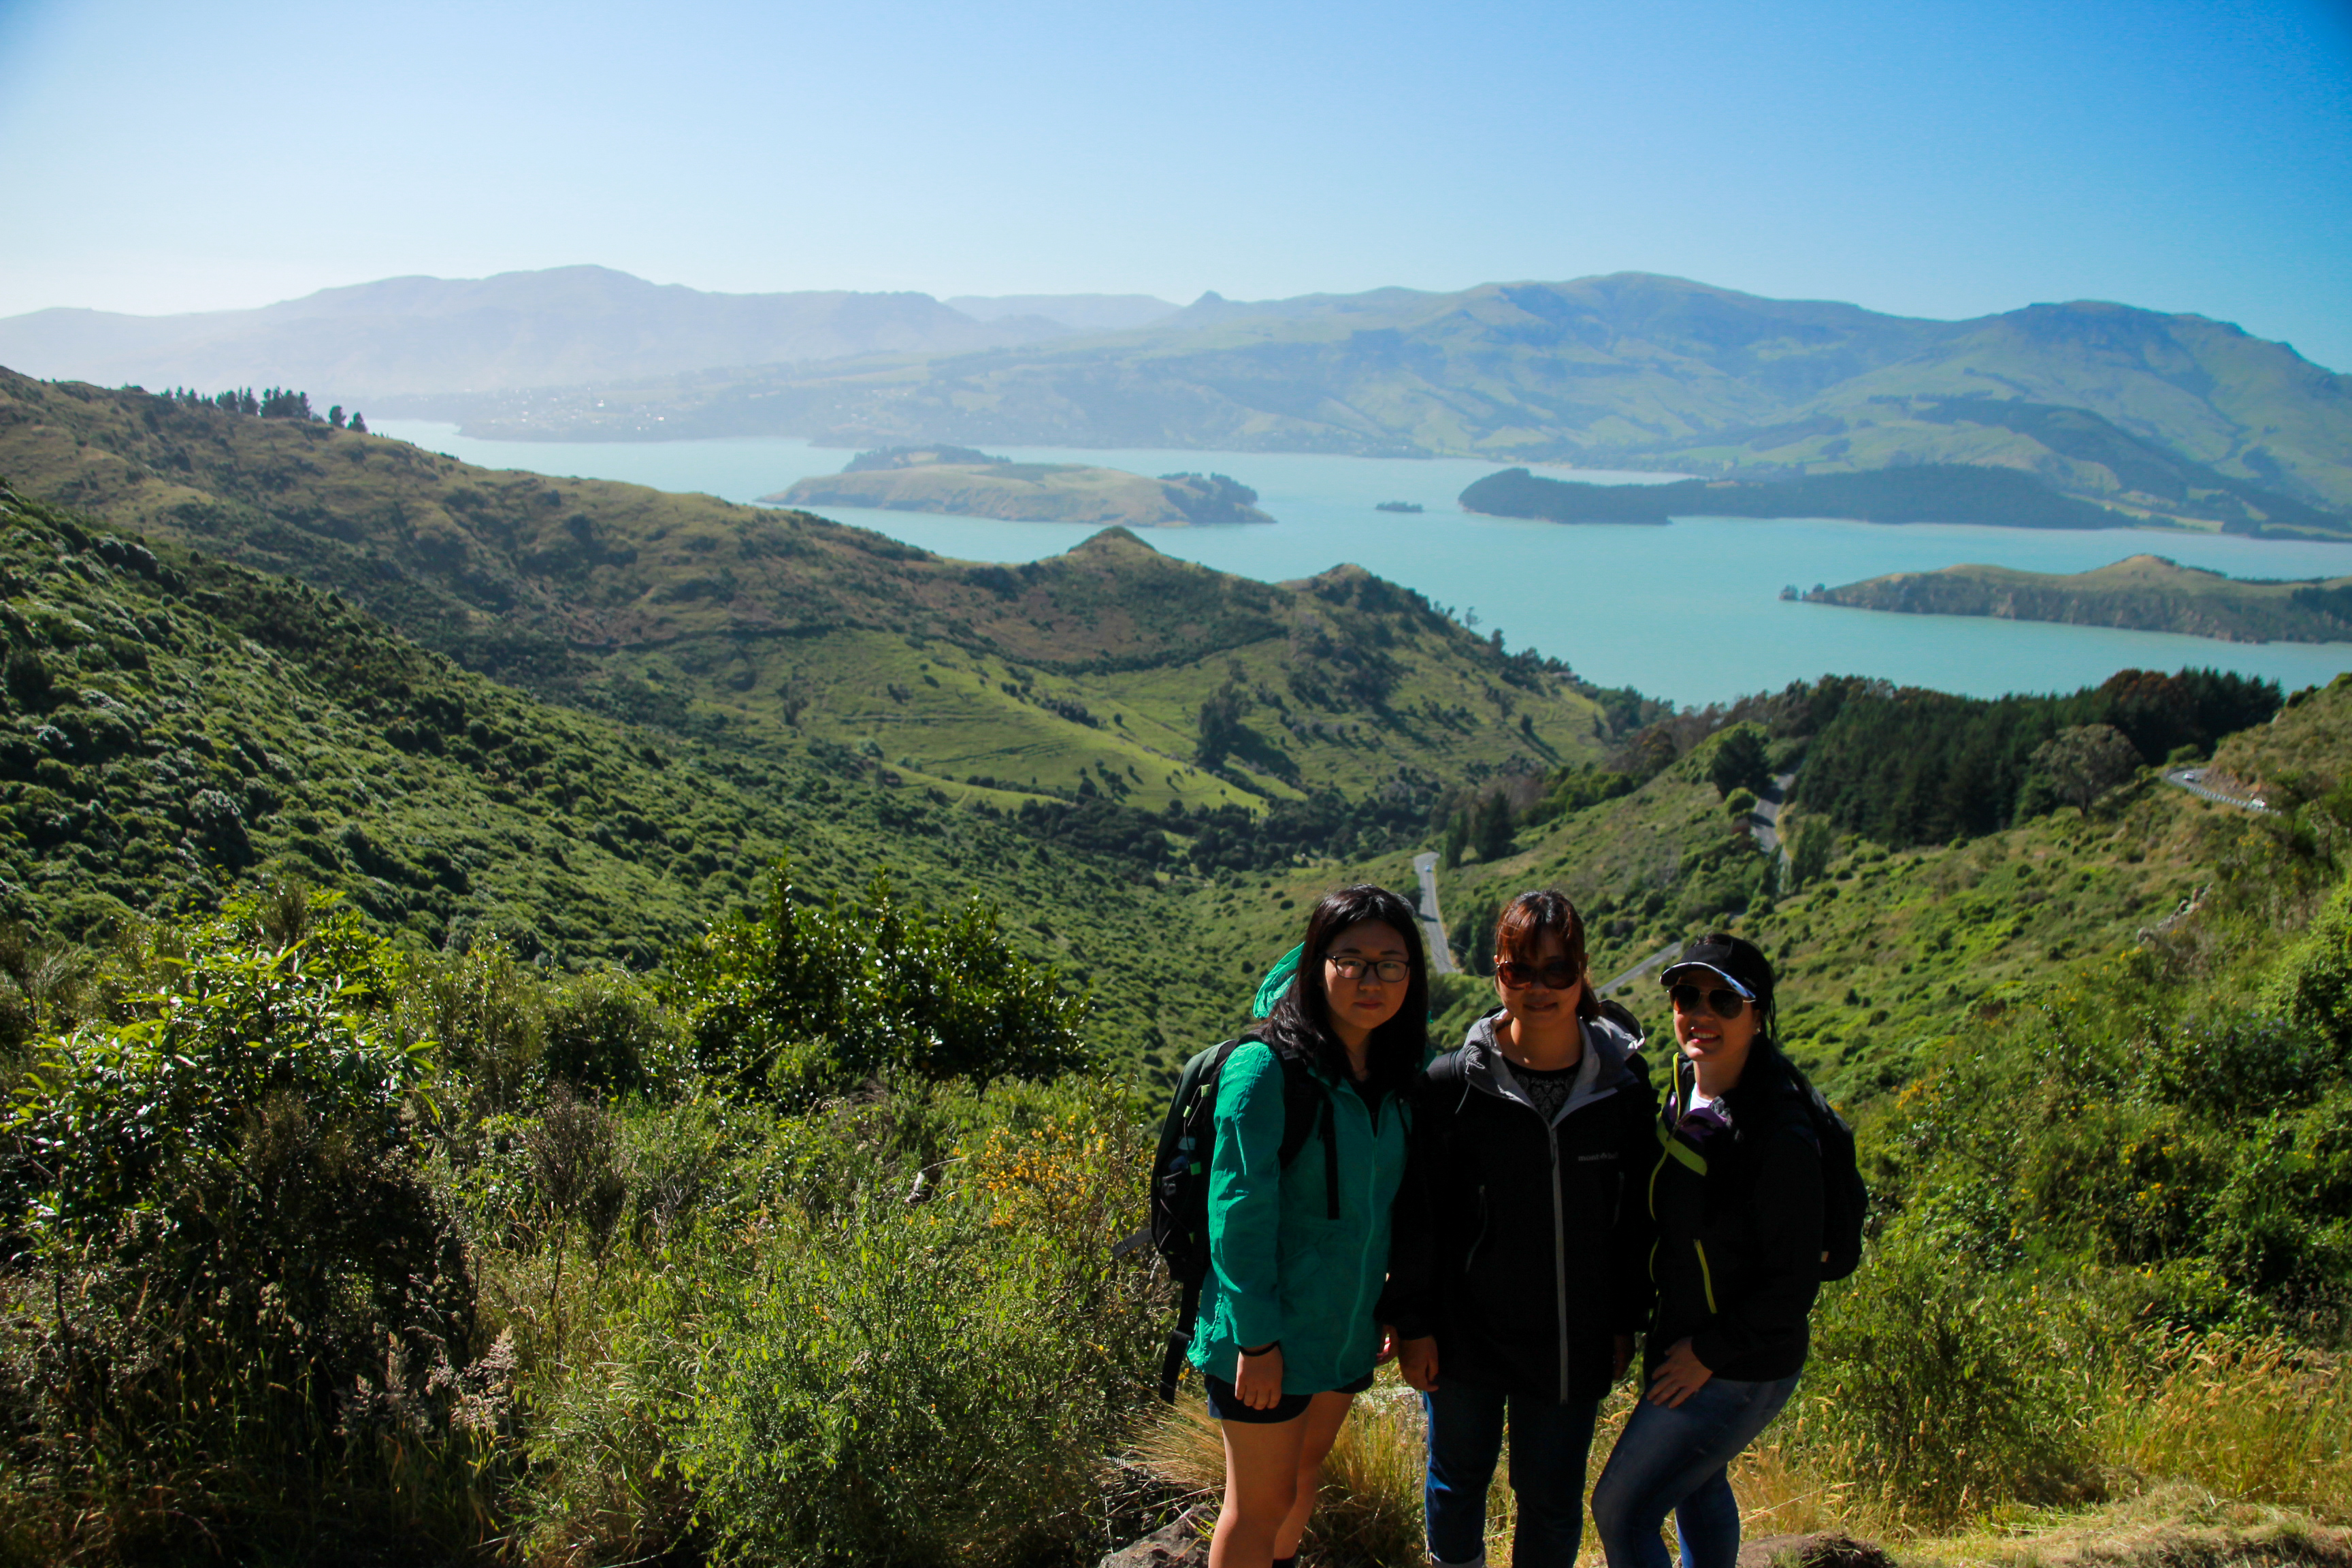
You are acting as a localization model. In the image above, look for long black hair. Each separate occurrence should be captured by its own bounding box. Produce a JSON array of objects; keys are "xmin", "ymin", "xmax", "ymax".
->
[{"xmin": 1260, "ymin": 883, "xmax": 1429, "ymax": 1096}]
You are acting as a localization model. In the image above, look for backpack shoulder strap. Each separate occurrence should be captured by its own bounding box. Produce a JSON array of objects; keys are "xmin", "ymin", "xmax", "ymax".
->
[
  {"xmin": 1267, "ymin": 1045, "xmax": 1341, "ymax": 1221},
  {"xmin": 1271, "ymin": 1047, "xmax": 1327, "ymax": 1164}
]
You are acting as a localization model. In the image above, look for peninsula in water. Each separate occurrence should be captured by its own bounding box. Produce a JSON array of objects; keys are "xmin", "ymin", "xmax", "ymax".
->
[
  {"xmin": 1801, "ymin": 554, "xmax": 2352, "ymax": 644},
  {"xmin": 768, "ymin": 447, "xmax": 1275, "ymax": 527},
  {"xmin": 1460, "ymin": 464, "xmax": 2143, "ymax": 529}
]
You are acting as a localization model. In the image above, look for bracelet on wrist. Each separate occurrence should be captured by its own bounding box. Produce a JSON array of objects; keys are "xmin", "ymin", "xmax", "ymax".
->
[{"xmin": 1239, "ymin": 1341, "xmax": 1279, "ymax": 1356}]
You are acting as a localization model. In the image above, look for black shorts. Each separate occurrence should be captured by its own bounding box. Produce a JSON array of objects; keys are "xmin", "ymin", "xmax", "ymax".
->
[{"xmin": 1204, "ymin": 1368, "xmax": 1375, "ymax": 1425}]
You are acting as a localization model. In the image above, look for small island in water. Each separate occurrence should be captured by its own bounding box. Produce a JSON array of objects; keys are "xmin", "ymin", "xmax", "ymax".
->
[
  {"xmin": 768, "ymin": 446, "xmax": 1275, "ymax": 527},
  {"xmin": 1799, "ymin": 554, "xmax": 2352, "ymax": 644},
  {"xmin": 1375, "ymin": 500, "xmax": 1424, "ymax": 513}
]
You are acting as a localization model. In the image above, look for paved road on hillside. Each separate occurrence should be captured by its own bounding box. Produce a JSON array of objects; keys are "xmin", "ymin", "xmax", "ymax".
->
[
  {"xmin": 1411, "ymin": 852, "xmax": 1456, "ymax": 975},
  {"xmin": 1598, "ymin": 942, "xmax": 1680, "ymax": 997},
  {"xmin": 1749, "ymin": 770, "xmax": 1799, "ymax": 872},
  {"xmin": 2163, "ymin": 766, "xmax": 2272, "ymax": 813}
]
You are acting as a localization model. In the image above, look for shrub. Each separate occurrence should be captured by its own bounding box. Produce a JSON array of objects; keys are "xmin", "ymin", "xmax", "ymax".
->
[
  {"xmin": 671, "ymin": 864, "xmax": 1090, "ymax": 1105},
  {"xmin": 1795, "ymin": 1227, "xmax": 2095, "ymax": 1527},
  {"xmin": 668, "ymin": 1078, "xmax": 1159, "ymax": 1566},
  {"xmin": 0, "ymin": 910, "xmax": 500, "ymax": 1555}
]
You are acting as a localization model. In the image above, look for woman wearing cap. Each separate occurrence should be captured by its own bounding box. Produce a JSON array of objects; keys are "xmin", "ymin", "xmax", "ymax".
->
[
  {"xmin": 1385, "ymin": 889, "xmax": 1656, "ymax": 1568},
  {"xmin": 1591, "ymin": 932, "xmax": 1823, "ymax": 1568},
  {"xmin": 1192, "ymin": 884, "xmax": 1428, "ymax": 1568}
]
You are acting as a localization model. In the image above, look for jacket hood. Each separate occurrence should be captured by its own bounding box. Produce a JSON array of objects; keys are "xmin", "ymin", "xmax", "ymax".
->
[{"xmin": 1456, "ymin": 1007, "xmax": 1643, "ymax": 1125}]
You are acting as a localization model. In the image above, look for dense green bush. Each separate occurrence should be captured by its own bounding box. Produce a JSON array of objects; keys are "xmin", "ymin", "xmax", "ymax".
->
[
  {"xmin": 671, "ymin": 866, "xmax": 1091, "ymax": 1105},
  {"xmin": 0, "ymin": 902, "xmax": 496, "ymax": 1557}
]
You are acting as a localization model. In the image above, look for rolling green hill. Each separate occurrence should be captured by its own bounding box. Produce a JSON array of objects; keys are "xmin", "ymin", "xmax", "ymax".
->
[
  {"xmin": 1150, "ymin": 676, "xmax": 2312, "ymax": 1111},
  {"xmin": 1808, "ymin": 554, "xmax": 2352, "ymax": 642},
  {"xmin": 392, "ymin": 274, "xmax": 2352, "ymax": 521},
  {"xmin": 0, "ymin": 371, "xmax": 1612, "ymax": 816},
  {"xmin": 0, "ymin": 480, "xmax": 1258, "ymax": 1060}
]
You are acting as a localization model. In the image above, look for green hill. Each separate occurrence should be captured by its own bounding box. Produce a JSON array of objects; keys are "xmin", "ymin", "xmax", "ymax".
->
[
  {"xmin": 1808, "ymin": 554, "xmax": 2352, "ymax": 642},
  {"xmin": 5, "ymin": 449, "xmax": 2349, "ymax": 1561},
  {"xmin": 0, "ymin": 480, "xmax": 1254, "ymax": 1061},
  {"xmin": 393, "ymin": 274, "xmax": 2352, "ymax": 520},
  {"xmin": 0, "ymin": 371, "xmax": 1612, "ymax": 817}
]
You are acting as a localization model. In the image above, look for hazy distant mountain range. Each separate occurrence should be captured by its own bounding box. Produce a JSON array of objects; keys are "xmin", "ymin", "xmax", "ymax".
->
[
  {"xmin": 3, "ymin": 267, "xmax": 2347, "ymax": 528},
  {"xmin": 0, "ymin": 266, "xmax": 1179, "ymax": 396}
]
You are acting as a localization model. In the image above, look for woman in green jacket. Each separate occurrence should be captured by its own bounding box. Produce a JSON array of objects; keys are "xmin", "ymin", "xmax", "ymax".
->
[{"xmin": 1192, "ymin": 884, "xmax": 1429, "ymax": 1568}]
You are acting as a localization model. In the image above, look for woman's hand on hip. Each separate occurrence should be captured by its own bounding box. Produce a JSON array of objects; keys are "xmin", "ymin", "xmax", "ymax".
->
[
  {"xmin": 1645, "ymin": 1337, "xmax": 1712, "ymax": 1407},
  {"xmin": 1399, "ymin": 1336, "xmax": 1440, "ymax": 1392},
  {"xmin": 1235, "ymin": 1343, "xmax": 1285, "ymax": 1409}
]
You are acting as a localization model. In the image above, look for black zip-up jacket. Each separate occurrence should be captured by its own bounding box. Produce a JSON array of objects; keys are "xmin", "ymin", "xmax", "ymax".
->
[
  {"xmin": 1387, "ymin": 1010, "xmax": 1656, "ymax": 1404},
  {"xmin": 1647, "ymin": 1046, "xmax": 1823, "ymax": 1382}
]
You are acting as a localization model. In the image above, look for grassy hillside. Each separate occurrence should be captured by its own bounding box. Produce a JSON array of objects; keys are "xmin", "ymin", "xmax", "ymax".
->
[
  {"xmin": 393, "ymin": 274, "xmax": 2352, "ymax": 517},
  {"xmin": 3, "ymin": 486, "xmax": 2348, "ymax": 1563},
  {"xmin": 0, "ymin": 480, "xmax": 1260, "ymax": 1062},
  {"xmin": 1354, "ymin": 727, "xmax": 2233, "ymax": 1105},
  {"xmin": 0, "ymin": 371, "xmax": 1611, "ymax": 815},
  {"xmin": 1810, "ymin": 554, "xmax": 2352, "ymax": 642}
]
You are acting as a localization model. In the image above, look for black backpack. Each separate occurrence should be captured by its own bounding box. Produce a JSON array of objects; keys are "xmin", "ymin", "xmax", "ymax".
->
[
  {"xmin": 1786, "ymin": 1063, "xmax": 1869, "ymax": 1281},
  {"xmin": 1145, "ymin": 1036, "xmax": 1334, "ymax": 1400},
  {"xmin": 1661, "ymin": 1050, "xmax": 1868, "ymax": 1281}
]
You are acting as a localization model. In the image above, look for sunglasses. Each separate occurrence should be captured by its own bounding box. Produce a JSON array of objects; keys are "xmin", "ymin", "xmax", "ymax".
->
[
  {"xmin": 1668, "ymin": 983, "xmax": 1749, "ymax": 1019},
  {"xmin": 1497, "ymin": 958, "xmax": 1582, "ymax": 992}
]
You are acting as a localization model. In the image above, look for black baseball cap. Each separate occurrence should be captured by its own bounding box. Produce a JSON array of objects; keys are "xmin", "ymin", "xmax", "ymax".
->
[{"xmin": 1661, "ymin": 931, "xmax": 1774, "ymax": 1009}]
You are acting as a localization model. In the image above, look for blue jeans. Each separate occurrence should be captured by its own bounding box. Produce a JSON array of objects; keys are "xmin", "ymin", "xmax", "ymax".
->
[
  {"xmin": 1590, "ymin": 1373, "xmax": 1799, "ymax": 1568},
  {"xmin": 1423, "ymin": 1375, "xmax": 1600, "ymax": 1568}
]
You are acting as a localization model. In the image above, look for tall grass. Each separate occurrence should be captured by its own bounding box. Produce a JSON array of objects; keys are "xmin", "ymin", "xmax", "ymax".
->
[
  {"xmin": 2100, "ymin": 1335, "xmax": 2352, "ymax": 1521},
  {"xmin": 1131, "ymin": 1379, "xmax": 1441, "ymax": 1567}
]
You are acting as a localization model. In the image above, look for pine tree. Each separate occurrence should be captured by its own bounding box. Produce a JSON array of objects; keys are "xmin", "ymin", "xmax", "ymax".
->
[{"xmin": 1473, "ymin": 792, "xmax": 1513, "ymax": 862}]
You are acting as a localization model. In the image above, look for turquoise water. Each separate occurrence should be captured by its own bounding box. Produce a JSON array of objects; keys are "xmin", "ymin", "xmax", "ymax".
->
[{"xmin": 374, "ymin": 422, "xmax": 2352, "ymax": 706}]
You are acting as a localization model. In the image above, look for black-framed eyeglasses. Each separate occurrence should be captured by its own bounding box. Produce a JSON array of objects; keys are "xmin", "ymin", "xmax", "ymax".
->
[
  {"xmin": 1325, "ymin": 953, "xmax": 1411, "ymax": 984},
  {"xmin": 1496, "ymin": 958, "xmax": 1582, "ymax": 992},
  {"xmin": 1669, "ymin": 983, "xmax": 1748, "ymax": 1019}
]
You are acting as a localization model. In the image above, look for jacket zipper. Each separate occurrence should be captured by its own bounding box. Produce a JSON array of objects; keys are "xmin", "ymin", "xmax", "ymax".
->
[
  {"xmin": 1348, "ymin": 1084, "xmax": 1381, "ymax": 1367},
  {"xmin": 1694, "ymin": 1238, "xmax": 1718, "ymax": 1314},
  {"xmin": 1495, "ymin": 1049, "xmax": 1575, "ymax": 1402},
  {"xmin": 1550, "ymin": 1118, "xmax": 1570, "ymax": 1403}
]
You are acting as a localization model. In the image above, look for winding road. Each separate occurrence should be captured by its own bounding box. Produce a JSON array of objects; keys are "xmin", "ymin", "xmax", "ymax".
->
[
  {"xmin": 1411, "ymin": 851, "xmax": 1456, "ymax": 975},
  {"xmin": 1748, "ymin": 770, "xmax": 1799, "ymax": 872},
  {"xmin": 2163, "ymin": 766, "xmax": 2271, "ymax": 813}
]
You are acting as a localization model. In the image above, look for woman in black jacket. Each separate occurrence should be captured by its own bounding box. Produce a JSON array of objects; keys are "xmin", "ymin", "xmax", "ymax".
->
[
  {"xmin": 1591, "ymin": 932, "xmax": 1823, "ymax": 1568},
  {"xmin": 1389, "ymin": 890, "xmax": 1656, "ymax": 1568}
]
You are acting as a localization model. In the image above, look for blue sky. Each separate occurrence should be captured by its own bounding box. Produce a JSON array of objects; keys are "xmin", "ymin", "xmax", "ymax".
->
[{"xmin": 3, "ymin": 0, "xmax": 2349, "ymax": 368}]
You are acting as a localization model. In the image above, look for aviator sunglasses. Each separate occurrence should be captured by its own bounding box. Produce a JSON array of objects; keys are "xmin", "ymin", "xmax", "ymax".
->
[
  {"xmin": 1668, "ymin": 982, "xmax": 1750, "ymax": 1019},
  {"xmin": 1496, "ymin": 958, "xmax": 1582, "ymax": 991}
]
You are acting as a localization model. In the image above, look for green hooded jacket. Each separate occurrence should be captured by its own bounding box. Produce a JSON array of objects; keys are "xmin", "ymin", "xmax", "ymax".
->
[{"xmin": 1187, "ymin": 1039, "xmax": 1411, "ymax": 1393}]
